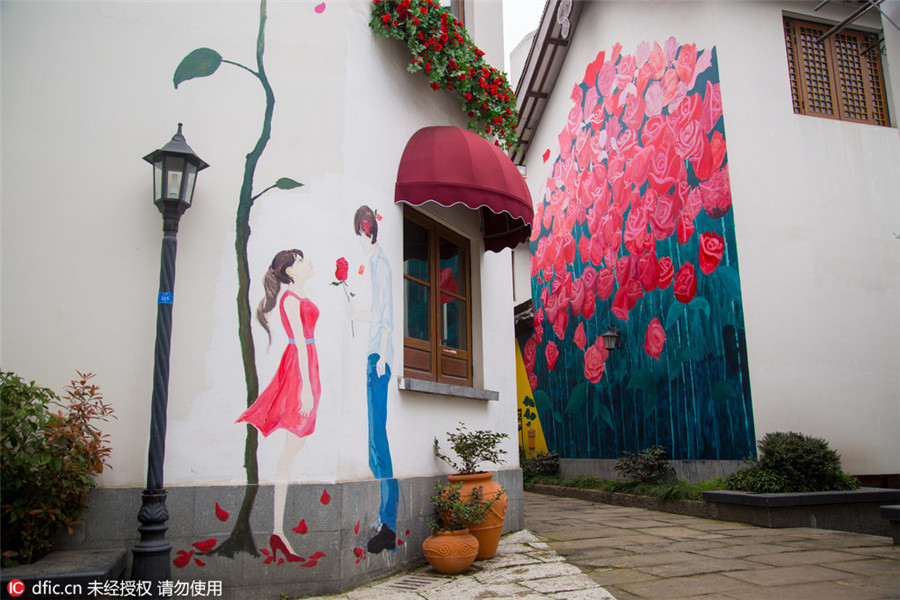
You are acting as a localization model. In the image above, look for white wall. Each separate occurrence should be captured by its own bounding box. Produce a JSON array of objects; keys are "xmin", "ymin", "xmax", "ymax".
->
[
  {"xmin": 1, "ymin": 0, "xmax": 520, "ymax": 488},
  {"xmin": 519, "ymin": 0, "xmax": 899, "ymax": 475}
]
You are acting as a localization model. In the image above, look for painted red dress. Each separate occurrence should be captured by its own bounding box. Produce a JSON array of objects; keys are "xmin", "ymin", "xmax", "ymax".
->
[{"xmin": 237, "ymin": 291, "xmax": 320, "ymax": 438}]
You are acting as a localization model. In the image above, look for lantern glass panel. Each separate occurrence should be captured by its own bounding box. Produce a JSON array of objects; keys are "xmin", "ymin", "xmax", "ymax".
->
[
  {"xmin": 165, "ymin": 156, "xmax": 185, "ymax": 200},
  {"xmin": 183, "ymin": 163, "xmax": 198, "ymax": 205},
  {"xmin": 153, "ymin": 159, "xmax": 163, "ymax": 203}
]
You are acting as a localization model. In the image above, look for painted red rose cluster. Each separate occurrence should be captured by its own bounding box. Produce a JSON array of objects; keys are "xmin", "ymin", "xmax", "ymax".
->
[{"xmin": 527, "ymin": 38, "xmax": 732, "ymax": 387}]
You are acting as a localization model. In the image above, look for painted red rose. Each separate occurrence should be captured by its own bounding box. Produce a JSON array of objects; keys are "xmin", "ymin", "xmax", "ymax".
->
[
  {"xmin": 641, "ymin": 114, "xmax": 673, "ymax": 149},
  {"xmin": 700, "ymin": 164, "xmax": 732, "ymax": 219},
  {"xmin": 573, "ymin": 322, "xmax": 587, "ymax": 350},
  {"xmin": 528, "ymin": 372, "xmax": 538, "ymax": 392},
  {"xmin": 671, "ymin": 92, "xmax": 702, "ymax": 129},
  {"xmin": 638, "ymin": 252, "xmax": 659, "ymax": 292},
  {"xmin": 545, "ymin": 293, "xmax": 559, "ymax": 324},
  {"xmin": 577, "ymin": 233, "xmax": 592, "ymax": 264},
  {"xmin": 675, "ymin": 119, "xmax": 704, "ymax": 161},
  {"xmin": 611, "ymin": 285, "xmax": 630, "ymax": 321},
  {"xmin": 616, "ymin": 254, "xmax": 633, "ymax": 286},
  {"xmin": 624, "ymin": 145, "xmax": 653, "ymax": 187},
  {"xmin": 596, "ymin": 267, "xmax": 615, "ymax": 300},
  {"xmin": 698, "ymin": 231, "xmax": 725, "ymax": 274},
  {"xmin": 523, "ymin": 338, "xmax": 537, "ymax": 372},
  {"xmin": 689, "ymin": 135, "xmax": 716, "ymax": 181},
  {"xmin": 624, "ymin": 207, "xmax": 652, "ymax": 255},
  {"xmin": 673, "ymin": 262, "xmax": 697, "ymax": 304},
  {"xmin": 584, "ymin": 338, "xmax": 609, "ymax": 384},
  {"xmin": 622, "ymin": 93, "xmax": 646, "ymax": 131},
  {"xmin": 658, "ymin": 256, "xmax": 674, "ymax": 288},
  {"xmin": 335, "ymin": 257, "xmax": 349, "ymax": 282},
  {"xmin": 643, "ymin": 318, "xmax": 666, "ymax": 359},
  {"xmin": 545, "ymin": 341, "xmax": 560, "ymax": 371},
  {"xmin": 533, "ymin": 323, "xmax": 543, "ymax": 346},
  {"xmin": 552, "ymin": 309, "xmax": 568, "ymax": 340},
  {"xmin": 700, "ymin": 80, "xmax": 723, "ymax": 133},
  {"xmin": 582, "ymin": 288, "xmax": 596, "ymax": 319}
]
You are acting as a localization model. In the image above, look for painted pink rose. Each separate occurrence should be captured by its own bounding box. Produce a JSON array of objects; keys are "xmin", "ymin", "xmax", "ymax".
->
[
  {"xmin": 573, "ymin": 322, "xmax": 587, "ymax": 350},
  {"xmin": 528, "ymin": 372, "xmax": 538, "ymax": 392},
  {"xmin": 643, "ymin": 318, "xmax": 667, "ymax": 359},
  {"xmin": 534, "ymin": 323, "xmax": 544, "ymax": 346},
  {"xmin": 650, "ymin": 192, "xmax": 681, "ymax": 241},
  {"xmin": 566, "ymin": 103, "xmax": 583, "ymax": 134},
  {"xmin": 675, "ymin": 119, "xmax": 704, "ymax": 161},
  {"xmin": 584, "ymin": 338, "xmax": 609, "ymax": 384},
  {"xmin": 700, "ymin": 164, "xmax": 732, "ymax": 218},
  {"xmin": 625, "ymin": 277, "xmax": 644, "ymax": 308},
  {"xmin": 642, "ymin": 115, "xmax": 674, "ymax": 151},
  {"xmin": 589, "ymin": 234, "xmax": 607, "ymax": 267},
  {"xmin": 577, "ymin": 234, "xmax": 592, "ymax": 264},
  {"xmin": 677, "ymin": 210, "xmax": 696, "ymax": 244},
  {"xmin": 698, "ymin": 231, "xmax": 725, "ymax": 274},
  {"xmin": 658, "ymin": 256, "xmax": 674, "ymax": 288},
  {"xmin": 675, "ymin": 43, "xmax": 697, "ymax": 83},
  {"xmin": 569, "ymin": 277, "xmax": 585, "ymax": 316},
  {"xmin": 523, "ymin": 338, "xmax": 537, "ymax": 372},
  {"xmin": 616, "ymin": 254, "xmax": 633, "ymax": 287},
  {"xmin": 581, "ymin": 265, "xmax": 598, "ymax": 292},
  {"xmin": 700, "ymin": 80, "xmax": 723, "ymax": 133},
  {"xmin": 624, "ymin": 207, "xmax": 651, "ymax": 255},
  {"xmin": 596, "ymin": 267, "xmax": 616, "ymax": 300},
  {"xmin": 624, "ymin": 145, "xmax": 653, "ymax": 187},
  {"xmin": 689, "ymin": 135, "xmax": 716, "ymax": 181},
  {"xmin": 649, "ymin": 41, "xmax": 667, "ymax": 79},
  {"xmin": 673, "ymin": 262, "xmax": 697, "ymax": 304},
  {"xmin": 648, "ymin": 143, "xmax": 682, "ymax": 195},
  {"xmin": 616, "ymin": 128, "xmax": 640, "ymax": 159},
  {"xmin": 545, "ymin": 341, "xmax": 560, "ymax": 371},
  {"xmin": 622, "ymin": 93, "xmax": 646, "ymax": 131},
  {"xmin": 671, "ymin": 92, "xmax": 702, "ymax": 129},
  {"xmin": 638, "ymin": 252, "xmax": 659, "ymax": 292},
  {"xmin": 545, "ymin": 293, "xmax": 559, "ymax": 324},
  {"xmin": 644, "ymin": 80, "xmax": 665, "ymax": 117},
  {"xmin": 553, "ymin": 309, "xmax": 568, "ymax": 341}
]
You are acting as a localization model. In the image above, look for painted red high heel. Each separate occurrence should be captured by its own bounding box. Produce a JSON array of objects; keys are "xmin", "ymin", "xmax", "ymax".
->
[{"xmin": 270, "ymin": 534, "xmax": 304, "ymax": 563}]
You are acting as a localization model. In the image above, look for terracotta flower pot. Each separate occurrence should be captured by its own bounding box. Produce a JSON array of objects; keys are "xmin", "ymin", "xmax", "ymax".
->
[
  {"xmin": 447, "ymin": 472, "xmax": 507, "ymax": 559},
  {"xmin": 422, "ymin": 528, "xmax": 479, "ymax": 574}
]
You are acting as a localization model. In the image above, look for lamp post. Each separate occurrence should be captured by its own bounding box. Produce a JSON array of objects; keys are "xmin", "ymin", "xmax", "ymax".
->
[
  {"xmin": 132, "ymin": 124, "xmax": 208, "ymax": 586},
  {"xmin": 602, "ymin": 325, "xmax": 621, "ymax": 352}
]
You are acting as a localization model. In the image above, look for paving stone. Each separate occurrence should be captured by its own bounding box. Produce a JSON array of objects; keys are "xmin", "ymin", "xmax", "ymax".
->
[
  {"xmin": 619, "ymin": 572, "xmax": 753, "ymax": 598},
  {"xmin": 822, "ymin": 558, "xmax": 900, "ymax": 577},
  {"xmin": 549, "ymin": 587, "xmax": 617, "ymax": 600},
  {"xmin": 586, "ymin": 566, "xmax": 658, "ymax": 586},
  {"xmin": 578, "ymin": 551, "xmax": 699, "ymax": 569},
  {"xmin": 491, "ymin": 561, "xmax": 584, "ymax": 582},
  {"xmin": 723, "ymin": 565, "xmax": 851, "ymax": 586},
  {"xmin": 520, "ymin": 573, "xmax": 601, "ymax": 593},
  {"xmin": 745, "ymin": 549, "xmax": 866, "ymax": 567},
  {"xmin": 638, "ymin": 557, "xmax": 760, "ymax": 578},
  {"xmin": 692, "ymin": 543, "xmax": 799, "ymax": 559},
  {"xmin": 635, "ymin": 526, "xmax": 729, "ymax": 541},
  {"xmin": 722, "ymin": 580, "xmax": 891, "ymax": 600}
]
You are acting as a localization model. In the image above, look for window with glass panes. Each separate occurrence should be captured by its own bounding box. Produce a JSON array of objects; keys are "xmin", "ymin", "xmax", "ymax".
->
[
  {"xmin": 403, "ymin": 208, "xmax": 472, "ymax": 386},
  {"xmin": 783, "ymin": 16, "xmax": 889, "ymax": 126}
]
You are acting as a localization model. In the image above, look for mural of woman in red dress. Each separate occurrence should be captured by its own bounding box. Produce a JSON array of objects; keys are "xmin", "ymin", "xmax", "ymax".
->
[{"xmin": 236, "ymin": 248, "xmax": 320, "ymax": 562}]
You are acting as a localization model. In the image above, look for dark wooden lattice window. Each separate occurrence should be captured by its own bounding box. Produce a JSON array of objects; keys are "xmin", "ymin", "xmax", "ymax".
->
[{"xmin": 783, "ymin": 16, "xmax": 890, "ymax": 126}]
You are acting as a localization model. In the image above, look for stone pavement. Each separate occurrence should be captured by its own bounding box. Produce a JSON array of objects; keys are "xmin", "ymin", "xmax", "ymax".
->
[
  {"xmin": 300, "ymin": 490, "xmax": 899, "ymax": 600},
  {"xmin": 525, "ymin": 491, "xmax": 900, "ymax": 600}
]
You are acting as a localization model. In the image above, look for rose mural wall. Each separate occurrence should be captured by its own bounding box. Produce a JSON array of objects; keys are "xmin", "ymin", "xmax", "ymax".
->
[{"xmin": 526, "ymin": 39, "xmax": 755, "ymax": 461}]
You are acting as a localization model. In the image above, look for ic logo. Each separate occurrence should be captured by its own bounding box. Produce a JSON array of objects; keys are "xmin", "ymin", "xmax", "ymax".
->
[{"xmin": 7, "ymin": 579, "xmax": 25, "ymax": 597}]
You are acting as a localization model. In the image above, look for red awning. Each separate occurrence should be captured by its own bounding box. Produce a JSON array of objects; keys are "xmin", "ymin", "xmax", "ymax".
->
[{"xmin": 395, "ymin": 126, "xmax": 533, "ymax": 252}]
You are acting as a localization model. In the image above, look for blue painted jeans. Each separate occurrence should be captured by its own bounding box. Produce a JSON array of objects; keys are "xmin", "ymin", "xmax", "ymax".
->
[{"xmin": 367, "ymin": 354, "xmax": 398, "ymax": 530}]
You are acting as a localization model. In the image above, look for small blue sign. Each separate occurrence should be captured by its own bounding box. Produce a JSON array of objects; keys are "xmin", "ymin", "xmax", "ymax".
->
[{"xmin": 158, "ymin": 292, "xmax": 174, "ymax": 305}]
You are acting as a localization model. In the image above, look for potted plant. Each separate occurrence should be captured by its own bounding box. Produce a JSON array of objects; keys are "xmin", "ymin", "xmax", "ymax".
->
[
  {"xmin": 422, "ymin": 480, "xmax": 499, "ymax": 574},
  {"xmin": 434, "ymin": 422, "xmax": 508, "ymax": 559}
]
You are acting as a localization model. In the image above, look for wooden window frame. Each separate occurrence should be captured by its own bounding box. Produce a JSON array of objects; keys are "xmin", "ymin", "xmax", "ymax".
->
[
  {"xmin": 403, "ymin": 207, "xmax": 473, "ymax": 387},
  {"xmin": 783, "ymin": 16, "xmax": 889, "ymax": 126}
]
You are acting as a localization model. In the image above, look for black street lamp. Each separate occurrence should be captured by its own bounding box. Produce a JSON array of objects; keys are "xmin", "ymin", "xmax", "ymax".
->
[{"xmin": 132, "ymin": 124, "xmax": 208, "ymax": 587}]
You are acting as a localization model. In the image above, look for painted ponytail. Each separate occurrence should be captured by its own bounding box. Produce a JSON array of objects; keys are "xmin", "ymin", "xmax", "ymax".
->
[{"xmin": 256, "ymin": 249, "xmax": 304, "ymax": 345}]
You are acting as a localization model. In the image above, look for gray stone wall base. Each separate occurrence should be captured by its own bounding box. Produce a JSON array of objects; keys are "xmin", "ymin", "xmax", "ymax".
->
[
  {"xmin": 48, "ymin": 469, "xmax": 522, "ymax": 599},
  {"xmin": 559, "ymin": 458, "xmax": 745, "ymax": 483}
]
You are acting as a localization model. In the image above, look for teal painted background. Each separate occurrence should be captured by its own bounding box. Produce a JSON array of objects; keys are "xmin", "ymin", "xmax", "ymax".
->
[{"xmin": 526, "ymin": 41, "xmax": 755, "ymax": 461}]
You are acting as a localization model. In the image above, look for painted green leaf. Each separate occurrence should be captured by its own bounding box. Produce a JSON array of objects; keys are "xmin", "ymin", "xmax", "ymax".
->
[
  {"xmin": 689, "ymin": 297, "xmax": 711, "ymax": 320},
  {"xmin": 565, "ymin": 382, "xmax": 588, "ymax": 413},
  {"xmin": 665, "ymin": 301, "xmax": 686, "ymax": 331},
  {"xmin": 522, "ymin": 396, "xmax": 536, "ymax": 408},
  {"xmin": 627, "ymin": 369, "xmax": 656, "ymax": 392},
  {"xmin": 643, "ymin": 395, "xmax": 658, "ymax": 418},
  {"xmin": 597, "ymin": 404, "xmax": 614, "ymax": 428},
  {"xmin": 533, "ymin": 390, "xmax": 552, "ymax": 412},
  {"xmin": 552, "ymin": 410, "xmax": 563, "ymax": 424},
  {"xmin": 275, "ymin": 177, "xmax": 304, "ymax": 190},
  {"xmin": 174, "ymin": 48, "xmax": 223, "ymax": 89},
  {"xmin": 717, "ymin": 266, "xmax": 742, "ymax": 299},
  {"xmin": 711, "ymin": 380, "xmax": 737, "ymax": 404}
]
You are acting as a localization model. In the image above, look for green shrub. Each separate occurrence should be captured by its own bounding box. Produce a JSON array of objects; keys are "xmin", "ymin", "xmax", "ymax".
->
[
  {"xmin": 614, "ymin": 445, "xmax": 675, "ymax": 484},
  {"xmin": 521, "ymin": 451, "xmax": 560, "ymax": 480},
  {"xmin": 429, "ymin": 480, "xmax": 502, "ymax": 533},
  {"xmin": 1, "ymin": 371, "xmax": 115, "ymax": 566},
  {"xmin": 434, "ymin": 422, "xmax": 508, "ymax": 475},
  {"xmin": 726, "ymin": 431, "xmax": 860, "ymax": 493}
]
